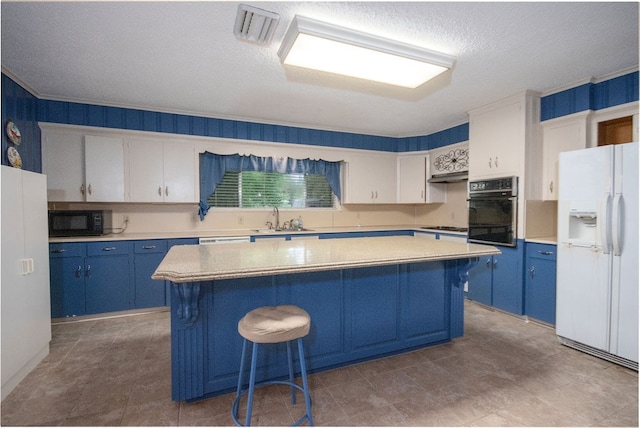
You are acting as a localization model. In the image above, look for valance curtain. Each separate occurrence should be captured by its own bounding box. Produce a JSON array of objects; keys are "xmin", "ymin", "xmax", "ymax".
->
[{"xmin": 199, "ymin": 152, "xmax": 342, "ymax": 220}]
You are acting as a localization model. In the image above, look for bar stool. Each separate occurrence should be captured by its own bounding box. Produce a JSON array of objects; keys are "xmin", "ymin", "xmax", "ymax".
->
[{"xmin": 231, "ymin": 305, "xmax": 313, "ymax": 426}]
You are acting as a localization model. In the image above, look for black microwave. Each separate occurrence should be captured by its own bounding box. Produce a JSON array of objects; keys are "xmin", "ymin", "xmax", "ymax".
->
[{"xmin": 48, "ymin": 210, "xmax": 112, "ymax": 237}]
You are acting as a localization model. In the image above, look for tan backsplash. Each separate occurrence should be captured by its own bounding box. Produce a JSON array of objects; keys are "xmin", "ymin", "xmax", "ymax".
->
[
  {"xmin": 524, "ymin": 200, "xmax": 558, "ymax": 238},
  {"xmin": 48, "ymin": 202, "xmax": 420, "ymax": 235},
  {"xmin": 415, "ymin": 181, "xmax": 469, "ymax": 228},
  {"xmin": 48, "ymin": 183, "xmax": 471, "ymax": 236}
]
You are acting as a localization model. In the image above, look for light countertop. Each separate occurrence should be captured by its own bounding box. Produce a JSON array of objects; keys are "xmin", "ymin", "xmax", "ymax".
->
[
  {"xmin": 151, "ymin": 235, "xmax": 500, "ymax": 283},
  {"xmin": 524, "ymin": 236, "xmax": 557, "ymax": 245},
  {"xmin": 49, "ymin": 225, "xmax": 467, "ymax": 243}
]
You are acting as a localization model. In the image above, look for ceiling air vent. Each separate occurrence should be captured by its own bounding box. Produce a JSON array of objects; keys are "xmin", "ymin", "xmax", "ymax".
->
[{"xmin": 234, "ymin": 4, "xmax": 280, "ymax": 45}]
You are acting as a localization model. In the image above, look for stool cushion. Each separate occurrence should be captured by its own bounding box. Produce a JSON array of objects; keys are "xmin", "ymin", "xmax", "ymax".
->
[{"xmin": 238, "ymin": 305, "xmax": 311, "ymax": 344}]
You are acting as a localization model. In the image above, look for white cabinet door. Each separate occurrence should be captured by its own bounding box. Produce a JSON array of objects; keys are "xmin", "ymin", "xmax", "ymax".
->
[
  {"xmin": 42, "ymin": 131, "xmax": 85, "ymax": 201},
  {"xmin": 397, "ymin": 155, "xmax": 446, "ymax": 204},
  {"xmin": 128, "ymin": 140, "xmax": 196, "ymax": 203},
  {"xmin": 163, "ymin": 142, "xmax": 196, "ymax": 203},
  {"xmin": 398, "ymin": 156, "xmax": 426, "ymax": 203},
  {"xmin": 541, "ymin": 114, "xmax": 588, "ymax": 200},
  {"xmin": 1, "ymin": 167, "xmax": 50, "ymax": 400},
  {"xmin": 128, "ymin": 139, "xmax": 164, "ymax": 202},
  {"xmin": 344, "ymin": 154, "xmax": 396, "ymax": 203},
  {"xmin": 469, "ymin": 98, "xmax": 523, "ymax": 179},
  {"xmin": 84, "ymin": 135, "xmax": 125, "ymax": 202}
]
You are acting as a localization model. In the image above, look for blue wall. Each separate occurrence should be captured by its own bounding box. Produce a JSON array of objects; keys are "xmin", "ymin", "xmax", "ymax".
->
[
  {"xmin": 1, "ymin": 74, "xmax": 42, "ymax": 173},
  {"xmin": 541, "ymin": 71, "xmax": 638, "ymax": 121},
  {"xmin": 2, "ymin": 70, "xmax": 637, "ymax": 173}
]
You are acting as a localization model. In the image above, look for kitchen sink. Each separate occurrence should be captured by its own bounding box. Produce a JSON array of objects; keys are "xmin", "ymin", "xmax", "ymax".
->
[{"xmin": 252, "ymin": 228, "xmax": 314, "ymax": 233}]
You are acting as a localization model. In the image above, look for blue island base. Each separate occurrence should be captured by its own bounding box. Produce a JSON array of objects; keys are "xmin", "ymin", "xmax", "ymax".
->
[{"xmin": 170, "ymin": 259, "xmax": 474, "ymax": 402}]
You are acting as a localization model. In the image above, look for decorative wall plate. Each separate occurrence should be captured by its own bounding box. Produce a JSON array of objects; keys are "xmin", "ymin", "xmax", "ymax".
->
[
  {"xmin": 7, "ymin": 146, "xmax": 22, "ymax": 168},
  {"xmin": 6, "ymin": 121, "xmax": 21, "ymax": 145}
]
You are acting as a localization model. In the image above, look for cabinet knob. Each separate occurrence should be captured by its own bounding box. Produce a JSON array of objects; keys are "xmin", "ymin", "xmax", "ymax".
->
[
  {"xmin": 158, "ymin": 186, "xmax": 163, "ymax": 196},
  {"xmin": 493, "ymin": 259, "xmax": 498, "ymax": 269},
  {"xmin": 165, "ymin": 186, "xmax": 169, "ymax": 197},
  {"xmin": 488, "ymin": 157, "xmax": 492, "ymax": 168},
  {"xmin": 51, "ymin": 248, "xmax": 67, "ymax": 254},
  {"xmin": 529, "ymin": 266, "xmax": 535, "ymax": 279},
  {"xmin": 80, "ymin": 184, "xmax": 86, "ymax": 195},
  {"xmin": 142, "ymin": 245, "xmax": 157, "ymax": 250},
  {"xmin": 87, "ymin": 184, "xmax": 93, "ymax": 195},
  {"xmin": 486, "ymin": 259, "xmax": 492, "ymax": 268},
  {"xmin": 495, "ymin": 156, "xmax": 498, "ymax": 168},
  {"xmin": 538, "ymin": 251, "xmax": 554, "ymax": 256},
  {"xmin": 76, "ymin": 266, "xmax": 82, "ymax": 278},
  {"xmin": 102, "ymin": 247, "xmax": 116, "ymax": 251},
  {"xmin": 549, "ymin": 181, "xmax": 554, "ymax": 194},
  {"xmin": 86, "ymin": 265, "xmax": 91, "ymax": 278}
]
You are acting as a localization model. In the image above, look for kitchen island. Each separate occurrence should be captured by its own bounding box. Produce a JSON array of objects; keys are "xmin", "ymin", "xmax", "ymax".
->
[{"xmin": 152, "ymin": 236, "xmax": 500, "ymax": 402}]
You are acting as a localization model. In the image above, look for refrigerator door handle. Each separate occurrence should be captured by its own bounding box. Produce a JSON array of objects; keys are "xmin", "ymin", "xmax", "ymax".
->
[
  {"xmin": 601, "ymin": 194, "xmax": 612, "ymax": 254},
  {"xmin": 612, "ymin": 193, "xmax": 623, "ymax": 256}
]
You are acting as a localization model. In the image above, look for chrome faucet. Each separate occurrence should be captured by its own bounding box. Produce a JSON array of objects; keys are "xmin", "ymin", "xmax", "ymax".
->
[{"xmin": 272, "ymin": 207, "xmax": 280, "ymax": 230}]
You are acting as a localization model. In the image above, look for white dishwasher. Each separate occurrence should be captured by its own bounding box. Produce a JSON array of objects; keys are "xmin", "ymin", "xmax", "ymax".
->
[{"xmin": 199, "ymin": 236, "xmax": 251, "ymax": 244}]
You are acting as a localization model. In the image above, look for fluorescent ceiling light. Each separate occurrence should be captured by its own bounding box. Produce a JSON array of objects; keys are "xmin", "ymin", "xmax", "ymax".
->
[{"xmin": 278, "ymin": 16, "xmax": 455, "ymax": 89}]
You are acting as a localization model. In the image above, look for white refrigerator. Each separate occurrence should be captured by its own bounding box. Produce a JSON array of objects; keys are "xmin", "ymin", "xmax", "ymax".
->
[{"xmin": 556, "ymin": 141, "xmax": 638, "ymax": 369}]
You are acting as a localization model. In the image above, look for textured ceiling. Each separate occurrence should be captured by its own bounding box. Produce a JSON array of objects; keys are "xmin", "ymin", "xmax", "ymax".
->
[{"xmin": 1, "ymin": 2, "xmax": 638, "ymax": 138}]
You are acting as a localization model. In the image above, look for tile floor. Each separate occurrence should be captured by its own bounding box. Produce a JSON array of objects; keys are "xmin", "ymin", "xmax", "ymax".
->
[{"xmin": 2, "ymin": 301, "xmax": 637, "ymax": 426}]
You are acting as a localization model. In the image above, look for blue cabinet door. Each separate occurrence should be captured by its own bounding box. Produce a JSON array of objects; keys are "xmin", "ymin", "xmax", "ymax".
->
[
  {"xmin": 404, "ymin": 262, "xmax": 448, "ymax": 342},
  {"xmin": 134, "ymin": 240, "xmax": 168, "ymax": 308},
  {"xmin": 492, "ymin": 247, "xmax": 524, "ymax": 315},
  {"xmin": 49, "ymin": 255, "xmax": 86, "ymax": 317},
  {"xmin": 85, "ymin": 254, "xmax": 131, "ymax": 314},
  {"xmin": 49, "ymin": 243, "xmax": 86, "ymax": 318},
  {"xmin": 467, "ymin": 256, "xmax": 493, "ymax": 305},
  {"xmin": 348, "ymin": 264, "xmax": 400, "ymax": 351},
  {"xmin": 525, "ymin": 243, "xmax": 557, "ymax": 324}
]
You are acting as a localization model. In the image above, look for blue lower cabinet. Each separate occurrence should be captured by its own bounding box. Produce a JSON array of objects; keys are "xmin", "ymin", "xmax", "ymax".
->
[
  {"xmin": 134, "ymin": 240, "xmax": 168, "ymax": 309},
  {"xmin": 49, "ymin": 237, "xmax": 199, "ymax": 318},
  {"xmin": 525, "ymin": 243, "xmax": 557, "ymax": 324},
  {"xmin": 467, "ymin": 244, "xmax": 524, "ymax": 315},
  {"xmin": 49, "ymin": 243, "xmax": 86, "ymax": 318},
  {"xmin": 467, "ymin": 256, "xmax": 493, "ymax": 306},
  {"xmin": 85, "ymin": 241, "xmax": 133, "ymax": 314}
]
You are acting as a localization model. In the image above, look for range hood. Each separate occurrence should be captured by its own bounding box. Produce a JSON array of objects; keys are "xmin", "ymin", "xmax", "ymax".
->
[{"xmin": 428, "ymin": 171, "xmax": 469, "ymax": 183}]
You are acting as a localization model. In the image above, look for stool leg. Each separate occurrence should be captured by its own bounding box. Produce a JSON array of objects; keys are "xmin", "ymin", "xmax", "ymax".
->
[
  {"xmin": 236, "ymin": 339, "xmax": 249, "ymax": 397},
  {"xmin": 297, "ymin": 338, "xmax": 313, "ymax": 426},
  {"xmin": 245, "ymin": 342, "xmax": 259, "ymax": 426},
  {"xmin": 286, "ymin": 340, "xmax": 297, "ymax": 405}
]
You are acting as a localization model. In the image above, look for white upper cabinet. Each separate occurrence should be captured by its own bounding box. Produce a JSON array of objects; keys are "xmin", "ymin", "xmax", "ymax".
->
[
  {"xmin": 398, "ymin": 155, "xmax": 426, "ymax": 203},
  {"xmin": 127, "ymin": 140, "xmax": 197, "ymax": 203},
  {"xmin": 469, "ymin": 91, "xmax": 542, "ymax": 202},
  {"xmin": 42, "ymin": 129, "xmax": 125, "ymax": 202},
  {"xmin": 541, "ymin": 112, "xmax": 589, "ymax": 200},
  {"xmin": 162, "ymin": 142, "xmax": 197, "ymax": 203},
  {"xmin": 84, "ymin": 135, "xmax": 125, "ymax": 202},
  {"xmin": 469, "ymin": 97, "xmax": 524, "ymax": 179},
  {"xmin": 397, "ymin": 154, "xmax": 446, "ymax": 204},
  {"xmin": 42, "ymin": 131, "xmax": 85, "ymax": 202},
  {"xmin": 343, "ymin": 153, "xmax": 397, "ymax": 203}
]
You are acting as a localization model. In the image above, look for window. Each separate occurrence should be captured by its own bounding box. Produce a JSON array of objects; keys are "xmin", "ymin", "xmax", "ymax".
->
[{"xmin": 207, "ymin": 171, "xmax": 336, "ymax": 208}]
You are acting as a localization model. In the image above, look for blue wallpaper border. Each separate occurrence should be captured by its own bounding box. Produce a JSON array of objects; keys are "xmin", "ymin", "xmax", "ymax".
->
[
  {"xmin": 2, "ymin": 70, "xmax": 637, "ymax": 173},
  {"xmin": 541, "ymin": 71, "xmax": 638, "ymax": 121}
]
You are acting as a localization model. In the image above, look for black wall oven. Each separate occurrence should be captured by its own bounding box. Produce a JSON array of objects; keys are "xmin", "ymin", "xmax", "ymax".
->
[{"xmin": 468, "ymin": 176, "xmax": 518, "ymax": 247}]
